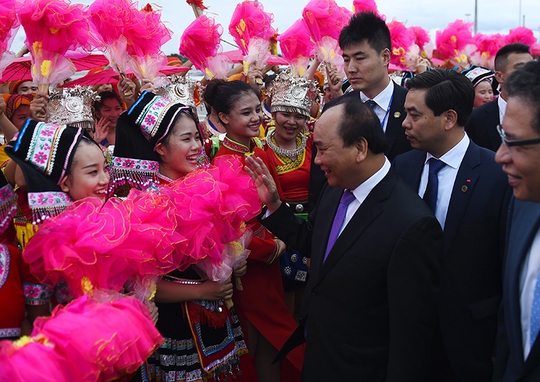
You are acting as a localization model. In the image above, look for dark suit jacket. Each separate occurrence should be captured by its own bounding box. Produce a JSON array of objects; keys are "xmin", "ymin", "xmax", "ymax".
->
[
  {"xmin": 465, "ymin": 99, "xmax": 501, "ymax": 152},
  {"xmin": 308, "ymin": 82, "xmax": 411, "ymax": 210},
  {"xmin": 494, "ymin": 199, "xmax": 540, "ymax": 382},
  {"xmin": 394, "ymin": 142, "xmax": 511, "ymax": 381},
  {"xmin": 263, "ymin": 168, "xmax": 443, "ymax": 381}
]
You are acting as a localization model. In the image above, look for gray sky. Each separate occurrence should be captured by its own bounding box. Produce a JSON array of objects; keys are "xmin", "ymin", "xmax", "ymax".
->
[{"xmin": 11, "ymin": 0, "xmax": 540, "ymax": 57}]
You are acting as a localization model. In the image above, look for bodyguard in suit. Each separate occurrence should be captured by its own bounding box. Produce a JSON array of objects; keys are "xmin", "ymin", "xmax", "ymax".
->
[
  {"xmin": 309, "ymin": 12, "xmax": 411, "ymax": 209},
  {"xmin": 493, "ymin": 61, "xmax": 540, "ymax": 381},
  {"xmin": 246, "ymin": 96, "xmax": 443, "ymax": 381},
  {"xmin": 466, "ymin": 43, "xmax": 532, "ymax": 152},
  {"xmin": 394, "ymin": 69, "xmax": 511, "ymax": 381}
]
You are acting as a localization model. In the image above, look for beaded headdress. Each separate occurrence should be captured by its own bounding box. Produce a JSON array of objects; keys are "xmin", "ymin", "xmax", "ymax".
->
[
  {"xmin": 269, "ymin": 71, "xmax": 319, "ymax": 118},
  {"xmin": 5, "ymin": 120, "xmax": 93, "ymax": 223},
  {"xmin": 155, "ymin": 74, "xmax": 197, "ymax": 108},
  {"xmin": 48, "ymin": 86, "xmax": 101, "ymax": 132},
  {"xmin": 111, "ymin": 91, "xmax": 199, "ymax": 193}
]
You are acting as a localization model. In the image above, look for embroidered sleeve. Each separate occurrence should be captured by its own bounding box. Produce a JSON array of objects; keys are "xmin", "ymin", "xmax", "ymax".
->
[{"xmin": 23, "ymin": 281, "xmax": 53, "ymax": 305}]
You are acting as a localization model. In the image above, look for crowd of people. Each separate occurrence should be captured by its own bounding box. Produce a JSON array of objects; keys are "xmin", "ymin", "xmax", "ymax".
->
[{"xmin": 0, "ymin": 3, "xmax": 540, "ymax": 382}]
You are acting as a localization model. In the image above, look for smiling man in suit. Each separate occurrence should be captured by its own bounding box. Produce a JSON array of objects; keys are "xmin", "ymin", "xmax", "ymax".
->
[
  {"xmin": 466, "ymin": 43, "xmax": 532, "ymax": 152},
  {"xmin": 493, "ymin": 60, "xmax": 540, "ymax": 381},
  {"xmin": 246, "ymin": 96, "xmax": 443, "ymax": 381},
  {"xmin": 393, "ymin": 69, "xmax": 511, "ymax": 381}
]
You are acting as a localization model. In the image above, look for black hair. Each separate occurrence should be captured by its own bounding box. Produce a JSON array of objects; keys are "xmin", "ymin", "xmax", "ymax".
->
[
  {"xmin": 406, "ymin": 69, "xmax": 474, "ymax": 127},
  {"xmin": 339, "ymin": 12, "xmax": 391, "ymax": 53},
  {"xmin": 66, "ymin": 135, "xmax": 103, "ymax": 175},
  {"xmin": 203, "ymin": 80, "xmax": 260, "ymax": 120},
  {"xmin": 494, "ymin": 43, "xmax": 531, "ymax": 72},
  {"xmin": 93, "ymin": 91, "xmax": 123, "ymax": 114},
  {"xmin": 506, "ymin": 60, "xmax": 540, "ymax": 134},
  {"xmin": 323, "ymin": 96, "xmax": 387, "ymax": 154}
]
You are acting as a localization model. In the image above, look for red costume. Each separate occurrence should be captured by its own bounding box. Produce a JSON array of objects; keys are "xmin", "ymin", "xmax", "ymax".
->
[{"xmin": 213, "ymin": 136, "xmax": 305, "ymax": 378}]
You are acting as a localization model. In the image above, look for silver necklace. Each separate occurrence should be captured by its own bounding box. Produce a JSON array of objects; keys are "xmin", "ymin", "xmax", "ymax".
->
[{"xmin": 266, "ymin": 130, "xmax": 308, "ymax": 158}]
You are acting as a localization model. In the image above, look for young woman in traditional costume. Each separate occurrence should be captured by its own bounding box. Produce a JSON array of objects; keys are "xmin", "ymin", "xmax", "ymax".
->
[
  {"xmin": 113, "ymin": 91, "xmax": 257, "ymax": 382},
  {"xmin": 209, "ymin": 80, "xmax": 303, "ymax": 382}
]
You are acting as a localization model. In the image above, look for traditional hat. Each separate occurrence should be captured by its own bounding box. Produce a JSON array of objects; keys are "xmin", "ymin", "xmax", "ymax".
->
[
  {"xmin": 111, "ymin": 91, "xmax": 199, "ymax": 192},
  {"xmin": 5, "ymin": 120, "xmax": 92, "ymax": 223},
  {"xmin": 48, "ymin": 86, "xmax": 100, "ymax": 132},
  {"xmin": 269, "ymin": 71, "xmax": 319, "ymax": 117},
  {"xmin": 5, "ymin": 94, "xmax": 33, "ymax": 121},
  {"xmin": 462, "ymin": 65, "xmax": 499, "ymax": 94}
]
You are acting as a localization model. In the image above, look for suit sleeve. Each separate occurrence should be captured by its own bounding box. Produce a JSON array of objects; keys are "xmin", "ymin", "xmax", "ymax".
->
[{"xmin": 386, "ymin": 215, "xmax": 443, "ymax": 380}]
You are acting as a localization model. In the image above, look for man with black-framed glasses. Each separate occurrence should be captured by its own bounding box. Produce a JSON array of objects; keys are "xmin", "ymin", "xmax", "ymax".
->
[{"xmin": 494, "ymin": 60, "xmax": 540, "ymax": 382}]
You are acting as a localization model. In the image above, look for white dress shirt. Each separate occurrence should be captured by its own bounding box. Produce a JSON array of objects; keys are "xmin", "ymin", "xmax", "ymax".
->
[
  {"xmin": 418, "ymin": 134, "xmax": 470, "ymax": 229},
  {"xmin": 340, "ymin": 158, "xmax": 391, "ymax": 235},
  {"xmin": 498, "ymin": 95, "xmax": 507, "ymax": 125},
  {"xmin": 520, "ymin": 228, "xmax": 540, "ymax": 359},
  {"xmin": 359, "ymin": 79, "xmax": 394, "ymax": 132}
]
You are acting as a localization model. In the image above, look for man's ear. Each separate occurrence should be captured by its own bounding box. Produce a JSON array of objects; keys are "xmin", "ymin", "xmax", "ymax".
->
[
  {"xmin": 444, "ymin": 109, "xmax": 459, "ymax": 131},
  {"xmin": 381, "ymin": 48, "xmax": 391, "ymax": 66},
  {"xmin": 59, "ymin": 175, "xmax": 70, "ymax": 193},
  {"xmin": 355, "ymin": 137, "xmax": 369, "ymax": 162}
]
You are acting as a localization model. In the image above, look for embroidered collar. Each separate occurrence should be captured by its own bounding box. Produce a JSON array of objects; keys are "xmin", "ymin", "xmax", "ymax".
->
[{"xmin": 222, "ymin": 136, "xmax": 252, "ymax": 154}]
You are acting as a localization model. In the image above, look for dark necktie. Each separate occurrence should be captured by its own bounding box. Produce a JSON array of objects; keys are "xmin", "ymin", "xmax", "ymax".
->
[
  {"xmin": 423, "ymin": 158, "xmax": 446, "ymax": 213},
  {"xmin": 323, "ymin": 190, "xmax": 356, "ymax": 263},
  {"xmin": 365, "ymin": 99, "xmax": 377, "ymax": 110}
]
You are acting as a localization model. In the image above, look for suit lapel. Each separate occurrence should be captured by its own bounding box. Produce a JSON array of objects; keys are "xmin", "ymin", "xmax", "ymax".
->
[
  {"xmin": 443, "ymin": 143, "xmax": 480, "ymax": 253},
  {"xmin": 316, "ymin": 171, "xmax": 396, "ymax": 282},
  {"xmin": 506, "ymin": 201, "xmax": 540, "ymax": 370},
  {"xmin": 385, "ymin": 84, "xmax": 406, "ymax": 152}
]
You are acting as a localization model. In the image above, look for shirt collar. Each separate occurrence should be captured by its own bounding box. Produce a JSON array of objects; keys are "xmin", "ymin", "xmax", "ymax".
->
[
  {"xmin": 350, "ymin": 157, "xmax": 391, "ymax": 204},
  {"xmin": 359, "ymin": 78, "xmax": 394, "ymax": 111},
  {"xmin": 498, "ymin": 96, "xmax": 507, "ymax": 118},
  {"xmin": 425, "ymin": 133, "xmax": 470, "ymax": 170}
]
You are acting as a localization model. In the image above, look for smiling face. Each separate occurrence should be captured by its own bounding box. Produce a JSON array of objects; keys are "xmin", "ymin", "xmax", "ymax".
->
[
  {"xmin": 273, "ymin": 111, "xmax": 308, "ymax": 143},
  {"xmin": 155, "ymin": 113, "xmax": 202, "ymax": 180},
  {"xmin": 96, "ymin": 98, "xmax": 123, "ymax": 128},
  {"xmin": 473, "ymin": 80, "xmax": 494, "ymax": 108},
  {"xmin": 60, "ymin": 140, "xmax": 110, "ymax": 201},
  {"xmin": 342, "ymin": 40, "xmax": 390, "ymax": 99},
  {"xmin": 314, "ymin": 105, "xmax": 362, "ymax": 189},
  {"xmin": 495, "ymin": 97, "xmax": 540, "ymax": 202},
  {"xmin": 16, "ymin": 81, "xmax": 37, "ymax": 95},
  {"xmin": 219, "ymin": 92, "xmax": 262, "ymax": 146}
]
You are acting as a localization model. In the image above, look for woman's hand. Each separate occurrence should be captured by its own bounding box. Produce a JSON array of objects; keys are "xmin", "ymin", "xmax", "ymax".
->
[
  {"xmin": 30, "ymin": 92, "xmax": 49, "ymax": 121},
  {"xmin": 147, "ymin": 300, "xmax": 159, "ymax": 325},
  {"xmin": 118, "ymin": 76, "xmax": 137, "ymax": 105},
  {"xmin": 92, "ymin": 117, "xmax": 110, "ymax": 143},
  {"xmin": 233, "ymin": 259, "xmax": 247, "ymax": 277},
  {"xmin": 199, "ymin": 279, "xmax": 234, "ymax": 301},
  {"xmin": 245, "ymin": 156, "xmax": 282, "ymax": 213},
  {"xmin": 140, "ymin": 79, "xmax": 155, "ymax": 93}
]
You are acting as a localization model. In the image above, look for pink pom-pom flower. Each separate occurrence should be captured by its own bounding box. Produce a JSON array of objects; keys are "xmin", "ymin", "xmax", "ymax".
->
[
  {"xmin": 0, "ymin": 0, "xmax": 20, "ymax": 77},
  {"xmin": 279, "ymin": 18, "xmax": 315, "ymax": 77},
  {"xmin": 435, "ymin": 20, "xmax": 476, "ymax": 69},
  {"xmin": 180, "ymin": 15, "xmax": 231, "ymax": 79}
]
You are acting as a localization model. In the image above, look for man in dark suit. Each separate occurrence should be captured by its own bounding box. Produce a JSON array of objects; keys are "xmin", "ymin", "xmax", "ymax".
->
[
  {"xmin": 465, "ymin": 43, "xmax": 532, "ymax": 152},
  {"xmin": 309, "ymin": 12, "xmax": 410, "ymax": 209},
  {"xmin": 393, "ymin": 69, "xmax": 511, "ymax": 381},
  {"xmin": 246, "ymin": 96, "xmax": 443, "ymax": 381},
  {"xmin": 493, "ymin": 61, "xmax": 540, "ymax": 381}
]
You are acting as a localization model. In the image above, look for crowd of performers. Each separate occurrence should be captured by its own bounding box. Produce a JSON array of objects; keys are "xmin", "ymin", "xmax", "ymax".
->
[{"xmin": 0, "ymin": 0, "xmax": 538, "ymax": 381}]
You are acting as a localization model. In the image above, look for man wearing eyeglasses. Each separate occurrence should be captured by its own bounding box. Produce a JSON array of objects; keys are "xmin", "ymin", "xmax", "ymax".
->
[
  {"xmin": 394, "ymin": 68, "xmax": 511, "ymax": 381},
  {"xmin": 493, "ymin": 60, "xmax": 540, "ymax": 382}
]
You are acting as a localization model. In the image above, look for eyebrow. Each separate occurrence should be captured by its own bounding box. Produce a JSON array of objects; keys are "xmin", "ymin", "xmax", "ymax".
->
[
  {"xmin": 343, "ymin": 51, "xmax": 367, "ymax": 57},
  {"xmin": 82, "ymin": 163, "xmax": 99, "ymax": 170},
  {"xmin": 405, "ymin": 106, "xmax": 419, "ymax": 113}
]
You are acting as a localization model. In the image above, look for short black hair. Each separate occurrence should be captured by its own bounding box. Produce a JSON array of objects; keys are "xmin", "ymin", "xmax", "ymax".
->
[
  {"xmin": 506, "ymin": 60, "xmax": 540, "ymax": 134},
  {"xmin": 494, "ymin": 43, "xmax": 530, "ymax": 72},
  {"xmin": 406, "ymin": 69, "xmax": 474, "ymax": 127},
  {"xmin": 323, "ymin": 96, "xmax": 387, "ymax": 154},
  {"xmin": 93, "ymin": 91, "xmax": 122, "ymax": 114},
  {"xmin": 339, "ymin": 12, "xmax": 391, "ymax": 54}
]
